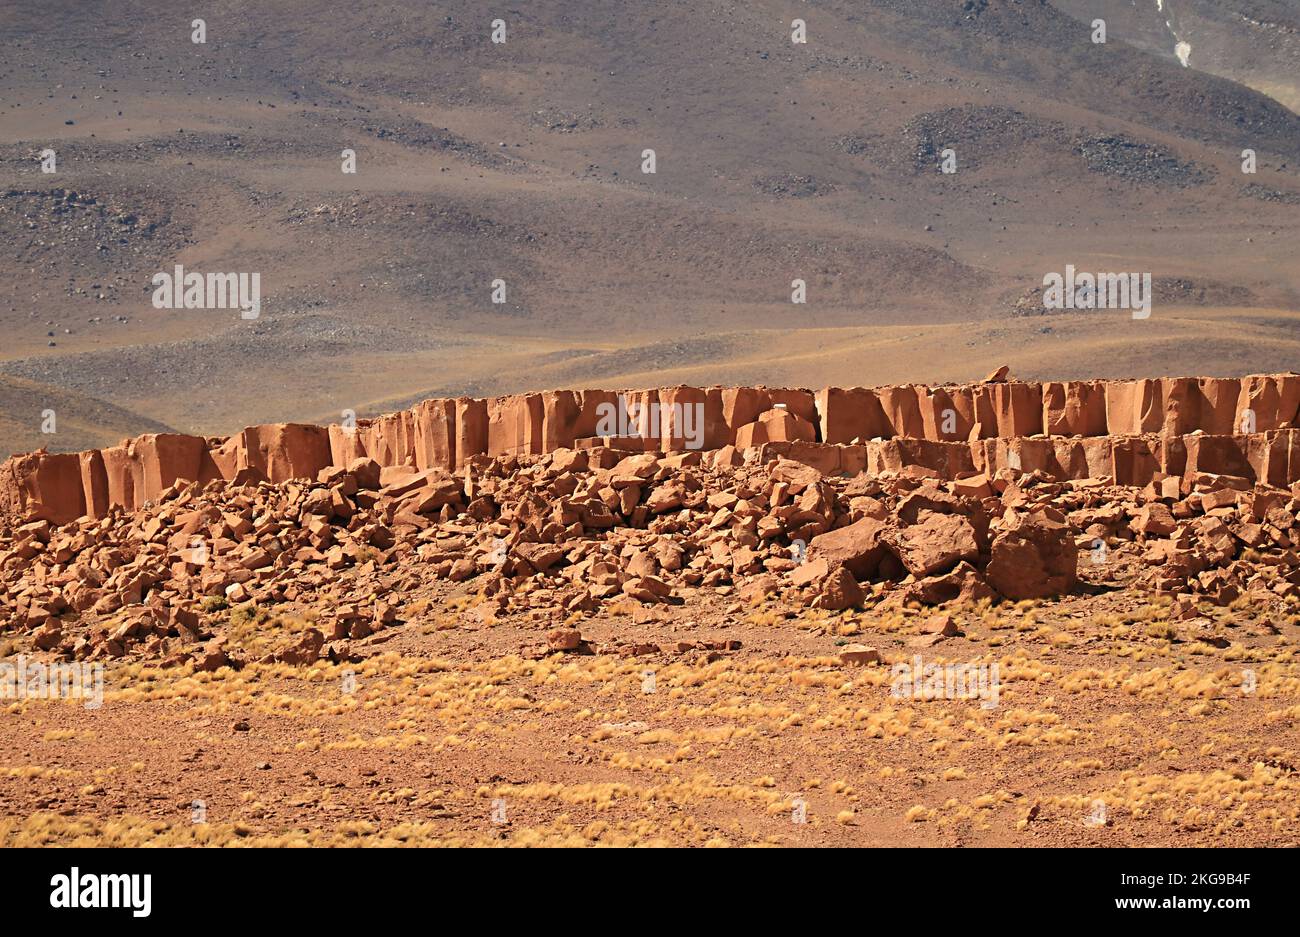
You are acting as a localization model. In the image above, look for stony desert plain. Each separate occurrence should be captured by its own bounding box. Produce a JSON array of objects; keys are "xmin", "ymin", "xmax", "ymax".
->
[{"xmin": 2, "ymin": 1, "xmax": 1300, "ymax": 848}]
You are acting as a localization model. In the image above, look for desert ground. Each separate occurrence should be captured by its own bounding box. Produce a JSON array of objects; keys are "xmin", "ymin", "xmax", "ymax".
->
[
  {"xmin": 1, "ymin": 1, "xmax": 1299, "ymax": 849},
  {"xmin": 4, "ymin": 579, "xmax": 1299, "ymax": 848}
]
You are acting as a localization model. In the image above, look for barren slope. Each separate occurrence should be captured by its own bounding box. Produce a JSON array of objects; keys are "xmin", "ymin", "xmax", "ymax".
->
[{"xmin": 0, "ymin": 0, "xmax": 1296, "ymax": 456}]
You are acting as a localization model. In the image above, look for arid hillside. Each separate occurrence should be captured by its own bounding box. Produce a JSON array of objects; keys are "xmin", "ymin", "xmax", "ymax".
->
[{"xmin": 0, "ymin": 0, "xmax": 1296, "ymax": 455}]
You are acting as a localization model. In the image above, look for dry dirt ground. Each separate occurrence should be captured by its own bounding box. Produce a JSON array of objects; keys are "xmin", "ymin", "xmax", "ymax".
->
[{"xmin": 4, "ymin": 583, "xmax": 1298, "ymax": 847}]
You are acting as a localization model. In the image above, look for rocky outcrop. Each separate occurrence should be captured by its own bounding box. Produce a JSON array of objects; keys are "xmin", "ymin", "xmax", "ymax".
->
[
  {"xmin": 3, "ymin": 372, "xmax": 1298, "ymax": 525},
  {"xmin": 9, "ymin": 428, "xmax": 1300, "ymax": 668}
]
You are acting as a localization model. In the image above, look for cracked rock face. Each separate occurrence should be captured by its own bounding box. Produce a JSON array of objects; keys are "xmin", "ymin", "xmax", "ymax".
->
[{"xmin": 985, "ymin": 510, "xmax": 1080, "ymax": 601}]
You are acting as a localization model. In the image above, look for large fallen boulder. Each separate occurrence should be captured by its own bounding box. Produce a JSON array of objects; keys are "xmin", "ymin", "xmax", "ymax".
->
[
  {"xmin": 985, "ymin": 509, "xmax": 1079, "ymax": 600},
  {"xmin": 815, "ymin": 567, "xmax": 865, "ymax": 611},
  {"xmin": 807, "ymin": 517, "xmax": 891, "ymax": 580},
  {"xmin": 886, "ymin": 510, "xmax": 979, "ymax": 578}
]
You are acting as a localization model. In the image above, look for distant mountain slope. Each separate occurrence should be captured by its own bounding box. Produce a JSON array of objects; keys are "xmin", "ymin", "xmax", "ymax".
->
[
  {"xmin": 1052, "ymin": 0, "xmax": 1300, "ymax": 113},
  {"xmin": 0, "ymin": 375, "xmax": 176, "ymax": 459},
  {"xmin": 0, "ymin": 0, "xmax": 1295, "ymax": 451}
]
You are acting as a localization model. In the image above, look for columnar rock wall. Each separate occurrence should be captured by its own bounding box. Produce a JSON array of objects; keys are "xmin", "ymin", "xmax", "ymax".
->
[{"xmin": 4, "ymin": 374, "xmax": 1298, "ymax": 525}]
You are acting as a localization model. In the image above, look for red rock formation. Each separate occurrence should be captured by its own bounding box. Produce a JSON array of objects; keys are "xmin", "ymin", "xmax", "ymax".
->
[
  {"xmin": 985, "ymin": 510, "xmax": 1079, "ymax": 600},
  {"xmin": 413, "ymin": 398, "xmax": 457, "ymax": 472},
  {"xmin": 1043, "ymin": 381, "xmax": 1107, "ymax": 437},
  {"xmin": 0, "ymin": 450, "xmax": 84, "ymax": 524},
  {"xmin": 539, "ymin": 390, "xmax": 581, "ymax": 454},
  {"xmin": 485, "ymin": 394, "xmax": 541, "ymax": 457},
  {"xmin": 815, "ymin": 387, "xmax": 891, "ymax": 444},
  {"xmin": 1238, "ymin": 374, "xmax": 1300, "ymax": 432},
  {"xmin": 734, "ymin": 408, "xmax": 817, "ymax": 449},
  {"xmin": 6, "ymin": 373, "xmax": 1300, "ymax": 525},
  {"xmin": 454, "ymin": 398, "xmax": 488, "ymax": 468}
]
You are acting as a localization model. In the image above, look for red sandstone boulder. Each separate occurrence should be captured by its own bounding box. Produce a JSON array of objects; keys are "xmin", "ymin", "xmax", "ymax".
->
[
  {"xmin": 547, "ymin": 628, "xmax": 583, "ymax": 651},
  {"xmin": 986, "ymin": 511, "xmax": 1079, "ymax": 600},
  {"xmin": 515, "ymin": 541, "xmax": 566, "ymax": 573},
  {"xmin": 32, "ymin": 620, "xmax": 63, "ymax": 650},
  {"xmin": 347, "ymin": 457, "xmax": 382, "ymax": 491},
  {"xmin": 735, "ymin": 409, "xmax": 817, "ymax": 449},
  {"xmin": 622, "ymin": 576, "xmax": 673, "ymax": 604},
  {"xmin": 838, "ymin": 644, "xmax": 881, "ymax": 666},
  {"xmin": 903, "ymin": 561, "xmax": 996, "ymax": 606},
  {"xmin": 887, "ymin": 510, "xmax": 979, "ymax": 577},
  {"xmin": 195, "ymin": 637, "xmax": 230, "ymax": 672},
  {"xmin": 815, "ymin": 567, "xmax": 864, "ymax": 610},
  {"xmin": 277, "ymin": 628, "xmax": 324, "ymax": 665},
  {"xmin": 807, "ymin": 517, "xmax": 890, "ymax": 580}
]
